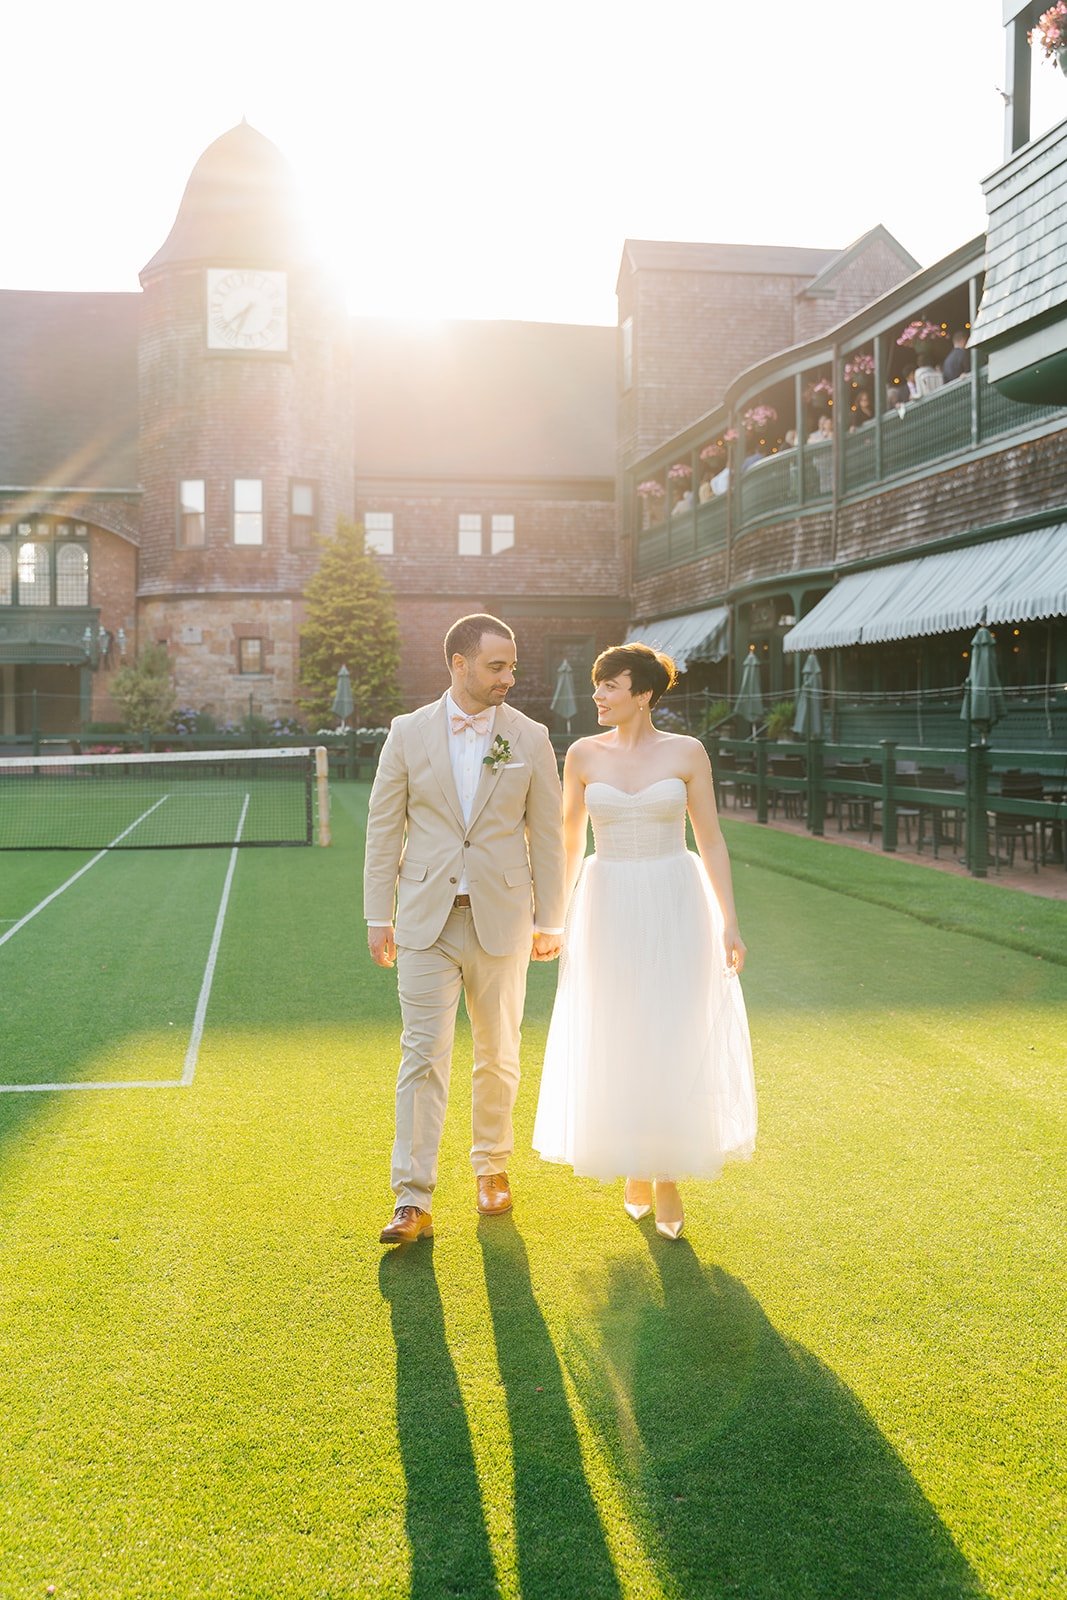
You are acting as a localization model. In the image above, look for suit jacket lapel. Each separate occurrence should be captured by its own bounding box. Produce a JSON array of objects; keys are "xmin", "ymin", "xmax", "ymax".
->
[
  {"xmin": 419, "ymin": 695, "xmax": 465, "ymax": 831},
  {"xmin": 466, "ymin": 703, "xmax": 523, "ymax": 832}
]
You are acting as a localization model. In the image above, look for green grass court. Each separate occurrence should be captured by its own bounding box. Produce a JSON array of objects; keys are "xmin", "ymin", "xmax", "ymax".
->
[{"xmin": 0, "ymin": 783, "xmax": 1063, "ymax": 1599}]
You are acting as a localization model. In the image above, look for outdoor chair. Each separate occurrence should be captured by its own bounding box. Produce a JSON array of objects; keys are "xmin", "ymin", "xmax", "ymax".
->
[
  {"xmin": 916, "ymin": 768, "xmax": 965, "ymax": 858},
  {"xmin": 988, "ymin": 773, "xmax": 1044, "ymax": 873},
  {"xmin": 873, "ymin": 771, "xmax": 920, "ymax": 846},
  {"xmin": 832, "ymin": 761, "xmax": 878, "ymax": 834},
  {"xmin": 768, "ymin": 754, "xmax": 806, "ymax": 819}
]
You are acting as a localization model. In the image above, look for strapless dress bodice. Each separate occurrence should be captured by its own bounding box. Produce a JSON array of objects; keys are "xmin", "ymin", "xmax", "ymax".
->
[{"xmin": 585, "ymin": 777, "xmax": 688, "ymax": 862}]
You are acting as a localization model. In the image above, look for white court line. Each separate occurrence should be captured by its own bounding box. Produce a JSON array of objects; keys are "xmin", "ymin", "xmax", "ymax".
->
[
  {"xmin": 0, "ymin": 794, "xmax": 248, "ymax": 1094},
  {"xmin": 0, "ymin": 797, "xmax": 170, "ymax": 951},
  {"xmin": 181, "ymin": 793, "xmax": 249, "ymax": 1086}
]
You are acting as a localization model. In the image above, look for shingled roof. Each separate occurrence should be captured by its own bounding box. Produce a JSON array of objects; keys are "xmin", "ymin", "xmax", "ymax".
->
[
  {"xmin": 0, "ymin": 290, "xmax": 140, "ymax": 489},
  {"xmin": 619, "ymin": 239, "xmax": 841, "ymax": 285},
  {"xmin": 351, "ymin": 318, "xmax": 616, "ymax": 482}
]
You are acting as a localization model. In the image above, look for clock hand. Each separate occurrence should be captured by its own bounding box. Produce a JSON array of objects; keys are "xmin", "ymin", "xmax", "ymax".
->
[{"xmin": 231, "ymin": 299, "xmax": 256, "ymax": 332}]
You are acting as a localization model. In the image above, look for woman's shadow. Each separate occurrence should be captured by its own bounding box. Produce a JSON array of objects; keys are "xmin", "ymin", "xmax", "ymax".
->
[{"xmin": 566, "ymin": 1240, "xmax": 989, "ymax": 1600}]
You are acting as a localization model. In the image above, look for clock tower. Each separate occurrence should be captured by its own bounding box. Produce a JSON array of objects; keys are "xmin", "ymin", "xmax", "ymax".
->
[{"xmin": 137, "ymin": 121, "xmax": 353, "ymax": 720}]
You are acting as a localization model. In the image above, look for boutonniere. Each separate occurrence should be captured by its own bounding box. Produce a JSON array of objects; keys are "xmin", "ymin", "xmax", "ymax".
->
[{"xmin": 483, "ymin": 735, "xmax": 512, "ymax": 774}]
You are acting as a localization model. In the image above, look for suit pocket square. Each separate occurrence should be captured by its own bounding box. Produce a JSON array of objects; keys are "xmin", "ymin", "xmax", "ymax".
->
[{"xmin": 502, "ymin": 761, "xmax": 526, "ymax": 768}]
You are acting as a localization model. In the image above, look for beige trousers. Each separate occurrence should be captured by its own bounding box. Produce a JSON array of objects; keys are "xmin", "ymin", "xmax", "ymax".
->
[{"xmin": 391, "ymin": 905, "xmax": 530, "ymax": 1210}]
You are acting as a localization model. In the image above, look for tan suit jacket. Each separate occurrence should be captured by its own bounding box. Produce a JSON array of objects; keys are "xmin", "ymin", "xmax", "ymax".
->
[{"xmin": 363, "ymin": 696, "xmax": 566, "ymax": 958}]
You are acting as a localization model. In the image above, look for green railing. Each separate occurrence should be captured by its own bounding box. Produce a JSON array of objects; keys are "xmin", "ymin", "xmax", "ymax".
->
[
  {"xmin": 707, "ymin": 735, "xmax": 1067, "ymax": 877},
  {"xmin": 632, "ymin": 369, "xmax": 1066, "ymax": 574}
]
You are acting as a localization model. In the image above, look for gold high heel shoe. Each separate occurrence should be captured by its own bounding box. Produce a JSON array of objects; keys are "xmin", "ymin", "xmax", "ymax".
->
[
  {"xmin": 653, "ymin": 1183, "xmax": 684, "ymax": 1240},
  {"xmin": 623, "ymin": 1178, "xmax": 652, "ymax": 1221}
]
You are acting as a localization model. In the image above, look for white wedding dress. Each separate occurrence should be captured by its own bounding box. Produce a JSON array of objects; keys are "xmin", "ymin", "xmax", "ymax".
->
[{"xmin": 533, "ymin": 778, "xmax": 756, "ymax": 1181}]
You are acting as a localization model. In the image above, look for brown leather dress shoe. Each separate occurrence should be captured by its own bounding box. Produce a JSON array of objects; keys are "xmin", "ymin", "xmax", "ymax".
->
[
  {"xmin": 476, "ymin": 1173, "xmax": 513, "ymax": 1216},
  {"xmin": 379, "ymin": 1205, "xmax": 433, "ymax": 1244}
]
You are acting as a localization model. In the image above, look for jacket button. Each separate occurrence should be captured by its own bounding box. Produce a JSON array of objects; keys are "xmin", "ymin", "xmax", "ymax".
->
[
  {"xmin": 464, "ymin": 840, "xmax": 470, "ymax": 847},
  {"xmin": 448, "ymin": 876, "xmax": 457, "ymax": 885}
]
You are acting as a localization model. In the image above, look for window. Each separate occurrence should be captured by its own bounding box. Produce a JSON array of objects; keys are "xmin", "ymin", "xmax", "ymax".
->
[
  {"xmin": 491, "ymin": 513, "xmax": 515, "ymax": 555},
  {"xmin": 0, "ymin": 543, "xmax": 11, "ymax": 604},
  {"xmin": 621, "ymin": 316, "xmax": 633, "ymax": 391},
  {"xmin": 179, "ymin": 480, "xmax": 206, "ymax": 547},
  {"xmin": 458, "ymin": 513, "xmax": 482, "ymax": 556},
  {"xmin": 364, "ymin": 511, "xmax": 394, "ymax": 555},
  {"xmin": 290, "ymin": 480, "xmax": 316, "ymax": 548},
  {"xmin": 234, "ymin": 479, "xmax": 263, "ymax": 545},
  {"xmin": 238, "ymin": 637, "xmax": 264, "ymax": 674},
  {"xmin": 56, "ymin": 544, "xmax": 89, "ymax": 606},
  {"xmin": 18, "ymin": 542, "xmax": 50, "ymax": 606}
]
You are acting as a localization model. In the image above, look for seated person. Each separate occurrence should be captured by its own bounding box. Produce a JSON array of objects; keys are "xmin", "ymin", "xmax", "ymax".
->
[
  {"xmin": 711, "ymin": 464, "xmax": 730, "ymax": 495},
  {"xmin": 849, "ymin": 391, "xmax": 875, "ymax": 429},
  {"xmin": 913, "ymin": 363, "xmax": 944, "ymax": 397},
  {"xmin": 742, "ymin": 445, "xmax": 765, "ymax": 473},
  {"xmin": 671, "ymin": 488, "xmax": 694, "ymax": 515},
  {"xmin": 780, "ymin": 429, "xmax": 798, "ymax": 450},
  {"xmin": 806, "ymin": 414, "xmax": 833, "ymax": 445},
  {"xmin": 942, "ymin": 331, "xmax": 971, "ymax": 382},
  {"xmin": 698, "ymin": 474, "xmax": 714, "ymax": 503}
]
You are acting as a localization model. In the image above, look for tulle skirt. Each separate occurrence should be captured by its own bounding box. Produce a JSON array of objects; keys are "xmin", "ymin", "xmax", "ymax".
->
[{"xmin": 533, "ymin": 850, "xmax": 756, "ymax": 1181}]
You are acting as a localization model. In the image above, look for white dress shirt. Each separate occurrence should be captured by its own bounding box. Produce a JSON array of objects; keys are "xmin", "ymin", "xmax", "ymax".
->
[{"xmin": 445, "ymin": 692, "xmax": 495, "ymax": 894}]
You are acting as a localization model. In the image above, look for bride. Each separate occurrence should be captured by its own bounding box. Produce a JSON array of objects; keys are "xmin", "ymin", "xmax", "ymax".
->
[{"xmin": 533, "ymin": 643, "xmax": 756, "ymax": 1239}]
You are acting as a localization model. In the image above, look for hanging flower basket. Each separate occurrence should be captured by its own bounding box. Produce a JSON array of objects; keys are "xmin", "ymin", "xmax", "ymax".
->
[
  {"xmin": 699, "ymin": 440, "xmax": 725, "ymax": 462},
  {"xmin": 667, "ymin": 462, "xmax": 692, "ymax": 480},
  {"xmin": 742, "ymin": 404, "xmax": 777, "ymax": 431},
  {"xmin": 636, "ymin": 480, "xmax": 665, "ymax": 498},
  {"xmin": 844, "ymin": 352, "xmax": 875, "ymax": 384},
  {"xmin": 896, "ymin": 320, "xmax": 948, "ymax": 354},
  {"xmin": 1030, "ymin": 4, "xmax": 1067, "ymax": 71},
  {"xmin": 723, "ymin": 427, "xmax": 739, "ymax": 443}
]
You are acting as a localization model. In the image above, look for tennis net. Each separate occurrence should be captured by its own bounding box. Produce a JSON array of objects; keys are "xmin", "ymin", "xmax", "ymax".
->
[{"xmin": 0, "ymin": 746, "xmax": 329, "ymax": 851}]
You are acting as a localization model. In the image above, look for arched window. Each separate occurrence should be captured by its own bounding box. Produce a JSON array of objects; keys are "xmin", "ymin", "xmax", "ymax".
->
[
  {"xmin": 0, "ymin": 544, "xmax": 11, "ymax": 605},
  {"xmin": 56, "ymin": 544, "xmax": 89, "ymax": 606},
  {"xmin": 17, "ymin": 542, "xmax": 50, "ymax": 606}
]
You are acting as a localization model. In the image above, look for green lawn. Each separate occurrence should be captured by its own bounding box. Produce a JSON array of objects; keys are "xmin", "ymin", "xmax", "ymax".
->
[{"xmin": 0, "ymin": 786, "xmax": 1063, "ymax": 1599}]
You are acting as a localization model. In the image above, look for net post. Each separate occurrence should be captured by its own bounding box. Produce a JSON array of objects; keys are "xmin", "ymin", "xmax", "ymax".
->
[{"xmin": 315, "ymin": 746, "xmax": 332, "ymax": 846}]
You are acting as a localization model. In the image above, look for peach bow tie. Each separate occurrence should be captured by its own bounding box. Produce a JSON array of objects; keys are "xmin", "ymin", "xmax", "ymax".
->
[{"xmin": 450, "ymin": 712, "xmax": 491, "ymax": 735}]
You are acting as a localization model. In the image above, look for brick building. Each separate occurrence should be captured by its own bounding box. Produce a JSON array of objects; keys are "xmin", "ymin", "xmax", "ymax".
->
[{"xmin": 6, "ymin": 111, "xmax": 1060, "ymax": 749}]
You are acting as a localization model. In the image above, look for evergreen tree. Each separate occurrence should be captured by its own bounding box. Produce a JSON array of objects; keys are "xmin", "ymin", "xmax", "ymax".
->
[
  {"xmin": 299, "ymin": 519, "xmax": 403, "ymax": 728},
  {"xmin": 110, "ymin": 642, "xmax": 177, "ymax": 736}
]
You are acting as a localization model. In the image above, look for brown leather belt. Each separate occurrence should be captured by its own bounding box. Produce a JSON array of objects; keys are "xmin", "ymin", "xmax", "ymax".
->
[{"xmin": 453, "ymin": 894, "xmax": 472, "ymax": 908}]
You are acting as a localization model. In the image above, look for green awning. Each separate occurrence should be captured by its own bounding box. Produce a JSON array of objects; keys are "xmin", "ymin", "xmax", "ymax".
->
[
  {"xmin": 783, "ymin": 524, "xmax": 1067, "ymax": 652},
  {"xmin": 624, "ymin": 606, "xmax": 729, "ymax": 671}
]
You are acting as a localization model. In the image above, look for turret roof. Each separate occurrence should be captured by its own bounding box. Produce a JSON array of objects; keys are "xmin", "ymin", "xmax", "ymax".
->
[{"xmin": 140, "ymin": 122, "xmax": 305, "ymax": 280}]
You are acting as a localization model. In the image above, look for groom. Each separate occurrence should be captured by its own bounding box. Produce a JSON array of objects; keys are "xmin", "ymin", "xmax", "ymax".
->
[{"xmin": 364, "ymin": 614, "xmax": 566, "ymax": 1244}]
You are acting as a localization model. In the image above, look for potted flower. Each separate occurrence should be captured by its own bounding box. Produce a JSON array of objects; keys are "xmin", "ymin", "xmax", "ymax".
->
[
  {"xmin": 896, "ymin": 319, "xmax": 948, "ymax": 362},
  {"xmin": 636, "ymin": 479, "xmax": 665, "ymax": 526},
  {"xmin": 666, "ymin": 462, "xmax": 692, "ymax": 480},
  {"xmin": 1031, "ymin": 3, "xmax": 1067, "ymax": 72},
  {"xmin": 742, "ymin": 404, "xmax": 777, "ymax": 432},
  {"xmin": 844, "ymin": 352, "xmax": 875, "ymax": 386}
]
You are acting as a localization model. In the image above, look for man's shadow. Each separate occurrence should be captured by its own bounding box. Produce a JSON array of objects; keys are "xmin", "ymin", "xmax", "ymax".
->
[
  {"xmin": 567, "ymin": 1239, "xmax": 989, "ymax": 1600},
  {"xmin": 478, "ymin": 1216, "xmax": 621, "ymax": 1599},
  {"xmin": 378, "ymin": 1244, "xmax": 498, "ymax": 1600}
]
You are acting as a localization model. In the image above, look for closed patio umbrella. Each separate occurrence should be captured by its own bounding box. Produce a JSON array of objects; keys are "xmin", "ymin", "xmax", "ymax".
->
[
  {"xmin": 792, "ymin": 652, "xmax": 824, "ymax": 738},
  {"xmin": 734, "ymin": 648, "xmax": 763, "ymax": 731},
  {"xmin": 331, "ymin": 663, "xmax": 354, "ymax": 729},
  {"xmin": 961, "ymin": 626, "xmax": 1005, "ymax": 742},
  {"xmin": 550, "ymin": 657, "xmax": 578, "ymax": 734}
]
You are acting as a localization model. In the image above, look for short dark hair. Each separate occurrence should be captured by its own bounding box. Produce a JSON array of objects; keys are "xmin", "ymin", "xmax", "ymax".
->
[
  {"xmin": 444, "ymin": 613, "xmax": 515, "ymax": 666},
  {"xmin": 592, "ymin": 642, "xmax": 678, "ymax": 708}
]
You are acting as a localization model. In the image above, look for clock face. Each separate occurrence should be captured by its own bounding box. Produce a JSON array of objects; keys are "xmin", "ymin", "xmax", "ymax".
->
[{"xmin": 206, "ymin": 268, "xmax": 288, "ymax": 351}]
